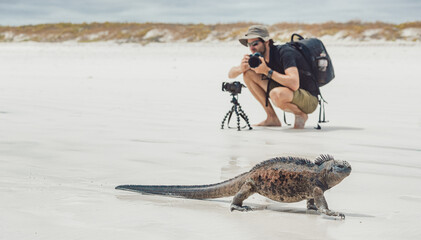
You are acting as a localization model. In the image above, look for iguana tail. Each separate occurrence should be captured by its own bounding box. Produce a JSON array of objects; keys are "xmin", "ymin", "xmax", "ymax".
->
[{"xmin": 115, "ymin": 172, "xmax": 249, "ymax": 199}]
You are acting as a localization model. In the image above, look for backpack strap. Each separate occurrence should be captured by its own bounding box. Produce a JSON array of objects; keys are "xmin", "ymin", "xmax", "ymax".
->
[
  {"xmin": 291, "ymin": 33, "xmax": 304, "ymax": 42},
  {"xmin": 264, "ymin": 44, "xmax": 285, "ymax": 107},
  {"xmin": 264, "ymin": 75, "xmax": 270, "ymax": 107},
  {"xmin": 318, "ymin": 92, "xmax": 328, "ymax": 123},
  {"xmin": 283, "ymin": 111, "xmax": 291, "ymax": 126}
]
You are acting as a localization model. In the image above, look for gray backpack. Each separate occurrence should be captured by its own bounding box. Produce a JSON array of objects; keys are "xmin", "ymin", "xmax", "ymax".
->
[
  {"xmin": 287, "ymin": 33, "xmax": 335, "ymax": 87},
  {"xmin": 287, "ymin": 33, "xmax": 335, "ymax": 127}
]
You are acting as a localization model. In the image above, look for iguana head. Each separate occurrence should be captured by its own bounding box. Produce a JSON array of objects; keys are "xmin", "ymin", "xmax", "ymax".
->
[{"xmin": 315, "ymin": 155, "xmax": 352, "ymax": 189}]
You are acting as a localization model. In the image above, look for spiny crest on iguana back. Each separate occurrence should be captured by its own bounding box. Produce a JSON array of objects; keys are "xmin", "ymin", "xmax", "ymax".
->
[
  {"xmin": 250, "ymin": 156, "xmax": 315, "ymax": 171},
  {"xmin": 315, "ymin": 154, "xmax": 335, "ymax": 166}
]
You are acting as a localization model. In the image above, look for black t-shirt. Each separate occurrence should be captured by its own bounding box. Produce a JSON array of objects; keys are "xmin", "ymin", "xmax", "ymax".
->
[{"xmin": 266, "ymin": 44, "xmax": 319, "ymax": 96}]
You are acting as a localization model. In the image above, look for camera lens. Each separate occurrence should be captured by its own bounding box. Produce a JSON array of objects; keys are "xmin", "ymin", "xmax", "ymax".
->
[
  {"xmin": 248, "ymin": 53, "xmax": 262, "ymax": 68},
  {"xmin": 248, "ymin": 56, "xmax": 261, "ymax": 68}
]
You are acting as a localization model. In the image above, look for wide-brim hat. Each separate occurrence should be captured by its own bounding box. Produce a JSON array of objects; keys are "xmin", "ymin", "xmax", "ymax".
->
[{"xmin": 239, "ymin": 25, "xmax": 271, "ymax": 47}]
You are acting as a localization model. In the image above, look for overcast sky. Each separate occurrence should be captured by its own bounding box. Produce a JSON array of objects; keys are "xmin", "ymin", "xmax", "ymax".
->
[{"xmin": 1, "ymin": 0, "xmax": 420, "ymax": 26}]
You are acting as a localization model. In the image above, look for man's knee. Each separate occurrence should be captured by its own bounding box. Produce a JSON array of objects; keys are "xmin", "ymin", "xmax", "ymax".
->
[
  {"xmin": 243, "ymin": 70, "xmax": 259, "ymax": 84},
  {"xmin": 269, "ymin": 87, "xmax": 293, "ymax": 107}
]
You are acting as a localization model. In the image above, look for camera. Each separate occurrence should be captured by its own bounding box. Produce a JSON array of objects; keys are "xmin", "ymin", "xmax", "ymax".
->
[
  {"xmin": 222, "ymin": 81, "xmax": 245, "ymax": 95},
  {"xmin": 248, "ymin": 52, "xmax": 263, "ymax": 68}
]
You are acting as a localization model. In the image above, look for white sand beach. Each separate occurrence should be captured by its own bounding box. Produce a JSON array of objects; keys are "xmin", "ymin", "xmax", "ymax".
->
[{"xmin": 0, "ymin": 41, "xmax": 420, "ymax": 240}]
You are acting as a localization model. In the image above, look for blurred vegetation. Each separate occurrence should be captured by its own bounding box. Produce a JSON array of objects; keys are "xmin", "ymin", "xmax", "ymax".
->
[{"xmin": 0, "ymin": 21, "xmax": 420, "ymax": 43}]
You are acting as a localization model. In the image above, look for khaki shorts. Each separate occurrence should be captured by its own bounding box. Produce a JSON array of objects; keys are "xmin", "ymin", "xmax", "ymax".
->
[
  {"xmin": 268, "ymin": 80, "xmax": 318, "ymax": 114},
  {"xmin": 291, "ymin": 89, "xmax": 318, "ymax": 114}
]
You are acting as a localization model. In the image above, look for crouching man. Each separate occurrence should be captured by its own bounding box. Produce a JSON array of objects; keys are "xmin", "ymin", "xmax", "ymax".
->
[{"xmin": 228, "ymin": 25, "xmax": 319, "ymax": 129}]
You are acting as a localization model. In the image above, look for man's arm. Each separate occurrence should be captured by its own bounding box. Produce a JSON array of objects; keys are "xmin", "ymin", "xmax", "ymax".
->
[
  {"xmin": 253, "ymin": 57, "xmax": 299, "ymax": 91},
  {"xmin": 228, "ymin": 65, "xmax": 243, "ymax": 79},
  {"xmin": 270, "ymin": 67, "xmax": 300, "ymax": 91},
  {"xmin": 228, "ymin": 55, "xmax": 251, "ymax": 79}
]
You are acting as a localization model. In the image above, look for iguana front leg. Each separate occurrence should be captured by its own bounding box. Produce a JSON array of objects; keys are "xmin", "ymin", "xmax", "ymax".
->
[
  {"xmin": 313, "ymin": 187, "xmax": 345, "ymax": 219},
  {"xmin": 230, "ymin": 180, "xmax": 255, "ymax": 212},
  {"xmin": 307, "ymin": 199, "xmax": 318, "ymax": 210}
]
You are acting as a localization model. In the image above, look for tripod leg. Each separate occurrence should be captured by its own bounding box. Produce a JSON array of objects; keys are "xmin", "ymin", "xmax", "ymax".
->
[
  {"xmin": 234, "ymin": 105, "xmax": 241, "ymax": 131},
  {"xmin": 227, "ymin": 106, "xmax": 236, "ymax": 128},
  {"xmin": 239, "ymin": 111, "xmax": 252, "ymax": 130},
  {"xmin": 237, "ymin": 103, "xmax": 253, "ymax": 130},
  {"xmin": 221, "ymin": 107, "xmax": 234, "ymax": 129}
]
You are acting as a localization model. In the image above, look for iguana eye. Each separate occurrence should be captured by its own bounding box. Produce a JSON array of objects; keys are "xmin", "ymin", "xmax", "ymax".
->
[{"xmin": 337, "ymin": 165, "xmax": 344, "ymax": 168}]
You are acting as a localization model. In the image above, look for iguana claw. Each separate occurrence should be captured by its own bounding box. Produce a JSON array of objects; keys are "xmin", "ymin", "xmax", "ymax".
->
[
  {"xmin": 230, "ymin": 204, "xmax": 252, "ymax": 212},
  {"xmin": 319, "ymin": 209, "xmax": 346, "ymax": 219}
]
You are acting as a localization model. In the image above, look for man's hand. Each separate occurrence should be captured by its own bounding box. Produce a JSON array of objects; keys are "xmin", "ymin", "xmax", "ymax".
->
[
  {"xmin": 240, "ymin": 54, "xmax": 251, "ymax": 73},
  {"xmin": 251, "ymin": 56, "xmax": 270, "ymax": 75}
]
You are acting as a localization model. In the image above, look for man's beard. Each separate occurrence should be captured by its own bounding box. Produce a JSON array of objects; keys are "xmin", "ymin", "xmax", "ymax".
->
[{"xmin": 258, "ymin": 45, "xmax": 267, "ymax": 56}]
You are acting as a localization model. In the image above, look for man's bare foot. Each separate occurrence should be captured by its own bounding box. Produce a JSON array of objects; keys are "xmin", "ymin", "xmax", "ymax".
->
[
  {"xmin": 294, "ymin": 114, "xmax": 308, "ymax": 129},
  {"xmin": 254, "ymin": 117, "xmax": 282, "ymax": 127}
]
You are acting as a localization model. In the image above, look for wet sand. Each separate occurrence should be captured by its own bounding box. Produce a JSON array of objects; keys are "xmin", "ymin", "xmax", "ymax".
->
[{"xmin": 0, "ymin": 42, "xmax": 420, "ymax": 240}]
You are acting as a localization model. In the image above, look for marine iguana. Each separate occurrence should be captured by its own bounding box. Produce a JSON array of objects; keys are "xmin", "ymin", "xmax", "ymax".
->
[{"xmin": 116, "ymin": 155, "xmax": 351, "ymax": 219}]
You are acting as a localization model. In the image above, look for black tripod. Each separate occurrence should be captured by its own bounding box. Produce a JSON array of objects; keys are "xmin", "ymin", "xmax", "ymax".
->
[{"xmin": 221, "ymin": 94, "xmax": 252, "ymax": 131}]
